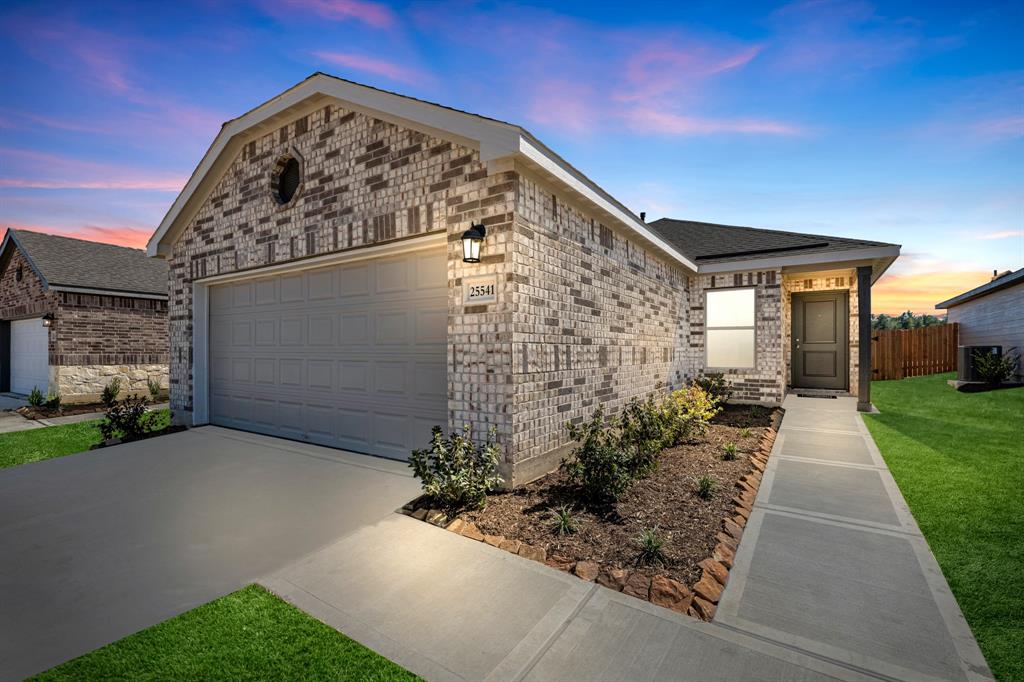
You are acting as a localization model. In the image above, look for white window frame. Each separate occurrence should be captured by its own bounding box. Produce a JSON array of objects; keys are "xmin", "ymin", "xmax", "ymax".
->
[{"xmin": 704, "ymin": 286, "xmax": 757, "ymax": 370}]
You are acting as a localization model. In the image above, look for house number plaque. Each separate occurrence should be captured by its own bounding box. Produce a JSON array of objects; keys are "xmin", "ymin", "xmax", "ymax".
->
[{"xmin": 463, "ymin": 275, "xmax": 497, "ymax": 304}]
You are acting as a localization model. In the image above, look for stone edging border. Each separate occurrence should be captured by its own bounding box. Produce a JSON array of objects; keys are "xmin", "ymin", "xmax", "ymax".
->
[{"xmin": 398, "ymin": 407, "xmax": 784, "ymax": 622}]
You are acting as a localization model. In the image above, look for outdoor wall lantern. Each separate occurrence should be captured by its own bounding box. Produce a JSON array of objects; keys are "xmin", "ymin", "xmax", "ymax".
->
[
  {"xmin": 41, "ymin": 313, "xmax": 55, "ymax": 327},
  {"xmin": 461, "ymin": 223, "xmax": 486, "ymax": 263}
]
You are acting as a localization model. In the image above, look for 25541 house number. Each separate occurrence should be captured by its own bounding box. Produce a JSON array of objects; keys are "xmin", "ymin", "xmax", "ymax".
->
[{"xmin": 463, "ymin": 275, "xmax": 498, "ymax": 304}]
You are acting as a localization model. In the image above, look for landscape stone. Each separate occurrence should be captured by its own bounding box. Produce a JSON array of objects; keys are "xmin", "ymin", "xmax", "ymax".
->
[
  {"xmin": 518, "ymin": 544, "xmax": 546, "ymax": 562},
  {"xmin": 483, "ymin": 534, "xmax": 504, "ymax": 547},
  {"xmin": 596, "ymin": 567, "xmax": 629, "ymax": 592},
  {"xmin": 623, "ymin": 572, "xmax": 652, "ymax": 599},
  {"xmin": 649, "ymin": 575, "xmax": 693, "ymax": 613},
  {"xmin": 712, "ymin": 543, "xmax": 735, "ymax": 568},
  {"xmin": 573, "ymin": 561, "xmax": 599, "ymax": 582},
  {"xmin": 694, "ymin": 571, "xmax": 724, "ymax": 603},
  {"xmin": 461, "ymin": 522, "xmax": 485, "ymax": 541},
  {"xmin": 498, "ymin": 538, "xmax": 521, "ymax": 554},
  {"xmin": 698, "ymin": 558, "xmax": 729, "ymax": 586}
]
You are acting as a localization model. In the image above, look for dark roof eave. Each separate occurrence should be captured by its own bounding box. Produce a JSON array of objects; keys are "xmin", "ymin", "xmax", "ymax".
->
[{"xmin": 935, "ymin": 268, "xmax": 1024, "ymax": 309}]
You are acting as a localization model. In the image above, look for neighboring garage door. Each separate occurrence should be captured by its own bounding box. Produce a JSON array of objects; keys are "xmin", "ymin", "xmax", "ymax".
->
[
  {"xmin": 208, "ymin": 247, "xmax": 448, "ymax": 460},
  {"xmin": 11, "ymin": 318, "xmax": 49, "ymax": 395}
]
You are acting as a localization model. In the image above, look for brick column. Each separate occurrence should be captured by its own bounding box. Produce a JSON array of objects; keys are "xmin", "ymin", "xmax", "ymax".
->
[{"xmin": 857, "ymin": 265, "xmax": 872, "ymax": 411}]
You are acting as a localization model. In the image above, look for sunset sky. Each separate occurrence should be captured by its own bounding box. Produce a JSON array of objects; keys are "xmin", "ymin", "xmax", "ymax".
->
[{"xmin": 1, "ymin": 0, "xmax": 1021, "ymax": 313}]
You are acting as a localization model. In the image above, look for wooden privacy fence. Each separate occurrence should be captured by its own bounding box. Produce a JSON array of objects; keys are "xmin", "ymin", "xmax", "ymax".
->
[{"xmin": 871, "ymin": 323, "xmax": 959, "ymax": 380}]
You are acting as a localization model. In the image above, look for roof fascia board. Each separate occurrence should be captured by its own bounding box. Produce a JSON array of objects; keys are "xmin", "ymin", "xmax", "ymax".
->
[
  {"xmin": 148, "ymin": 76, "xmax": 522, "ymax": 257},
  {"xmin": 49, "ymin": 285, "xmax": 168, "ymax": 300},
  {"xmin": 516, "ymin": 136, "xmax": 698, "ymax": 272},
  {"xmin": 698, "ymin": 245, "xmax": 900, "ymax": 282},
  {"xmin": 936, "ymin": 269, "xmax": 1024, "ymax": 309},
  {"xmin": 1, "ymin": 230, "xmax": 50, "ymax": 288}
]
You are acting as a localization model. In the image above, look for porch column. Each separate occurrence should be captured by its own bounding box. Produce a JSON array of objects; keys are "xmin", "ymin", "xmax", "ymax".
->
[{"xmin": 857, "ymin": 265, "xmax": 872, "ymax": 411}]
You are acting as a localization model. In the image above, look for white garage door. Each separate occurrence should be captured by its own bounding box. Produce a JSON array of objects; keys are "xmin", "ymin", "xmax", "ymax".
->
[
  {"xmin": 11, "ymin": 318, "xmax": 49, "ymax": 395},
  {"xmin": 208, "ymin": 248, "xmax": 448, "ymax": 460}
]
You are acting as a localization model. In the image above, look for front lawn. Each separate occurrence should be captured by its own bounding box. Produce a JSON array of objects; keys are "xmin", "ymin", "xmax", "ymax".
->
[
  {"xmin": 863, "ymin": 373, "xmax": 1023, "ymax": 682},
  {"xmin": 32, "ymin": 584, "xmax": 420, "ymax": 681},
  {"xmin": 0, "ymin": 409, "xmax": 171, "ymax": 470}
]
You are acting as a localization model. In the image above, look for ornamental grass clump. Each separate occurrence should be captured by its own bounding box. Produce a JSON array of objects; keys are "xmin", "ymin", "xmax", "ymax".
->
[
  {"xmin": 722, "ymin": 442, "xmax": 738, "ymax": 461},
  {"xmin": 635, "ymin": 526, "xmax": 668, "ymax": 567},
  {"xmin": 550, "ymin": 504, "xmax": 579, "ymax": 535},
  {"xmin": 695, "ymin": 474, "xmax": 718, "ymax": 500},
  {"xmin": 409, "ymin": 425, "xmax": 503, "ymax": 512}
]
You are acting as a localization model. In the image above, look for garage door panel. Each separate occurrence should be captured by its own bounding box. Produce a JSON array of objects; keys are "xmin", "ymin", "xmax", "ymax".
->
[
  {"xmin": 11, "ymin": 319, "xmax": 50, "ymax": 395},
  {"xmin": 208, "ymin": 246, "xmax": 446, "ymax": 460}
]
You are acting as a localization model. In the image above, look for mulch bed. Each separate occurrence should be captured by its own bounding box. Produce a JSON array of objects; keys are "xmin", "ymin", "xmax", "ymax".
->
[
  {"xmin": 460, "ymin": 405, "xmax": 772, "ymax": 586},
  {"xmin": 401, "ymin": 405, "xmax": 782, "ymax": 620},
  {"xmin": 17, "ymin": 402, "xmax": 111, "ymax": 420}
]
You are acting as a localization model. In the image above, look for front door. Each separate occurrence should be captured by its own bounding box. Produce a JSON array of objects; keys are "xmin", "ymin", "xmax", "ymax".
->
[{"xmin": 792, "ymin": 291, "xmax": 849, "ymax": 390}]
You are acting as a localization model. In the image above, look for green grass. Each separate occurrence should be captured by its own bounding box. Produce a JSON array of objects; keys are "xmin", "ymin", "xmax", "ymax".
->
[
  {"xmin": 0, "ymin": 409, "xmax": 171, "ymax": 470},
  {"xmin": 864, "ymin": 373, "xmax": 1024, "ymax": 681},
  {"xmin": 32, "ymin": 584, "xmax": 420, "ymax": 681}
]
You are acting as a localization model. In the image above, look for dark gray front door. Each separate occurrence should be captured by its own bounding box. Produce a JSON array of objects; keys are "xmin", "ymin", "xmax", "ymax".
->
[{"xmin": 792, "ymin": 291, "xmax": 849, "ymax": 390}]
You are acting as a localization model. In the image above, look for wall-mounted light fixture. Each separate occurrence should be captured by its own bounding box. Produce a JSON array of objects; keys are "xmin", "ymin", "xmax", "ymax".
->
[
  {"xmin": 461, "ymin": 223, "xmax": 487, "ymax": 263},
  {"xmin": 41, "ymin": 312, "xmax": 55, "ymax": 327}
]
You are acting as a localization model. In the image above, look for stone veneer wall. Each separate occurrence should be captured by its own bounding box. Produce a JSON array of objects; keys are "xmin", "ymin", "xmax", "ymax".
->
[
  {"xmin": 506, "ymin": 172, "xmax": 690, "ymax": 483},
  {"xmin": 55, "ymin": 364, "xmax": 168, "ymax": 403},
  {"xmin": 781, "ymin": 270, "xmax": 859, "ymax": 396},
  {"xmin": 165, "ymin": 103, "xmax": 516, "ymax": 447},
  {"xmin": 685, "ymin": 270, "xmax": 786, "ymax": 404}
]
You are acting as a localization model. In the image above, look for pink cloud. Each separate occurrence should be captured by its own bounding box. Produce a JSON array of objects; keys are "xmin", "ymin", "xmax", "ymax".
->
[
  {"xmin": 311, "ymin": 51, "xmax": 430, "ymax": 86},
  {"xmin": 267, "ymin": 0, "xmax": 394, "ymax": 28},
  {"xmin": 2, "ymin": 222, "xmax": 152, "ymax": 249},
  {"xmin": 618, "ymin": 44, "xmax": 763, "ymax": 102},
  {"xmin": 0, "ymin": 148, "xmax": 187, "ymax": 192},
  {"xmin": 969, "ymin": 115, "xmax": 1024, "ymax": 141},
  {"xmin": 625, "ymin": 107, "xmax": 804, "ymax": 136},
  {"xmin": 525, "ymin": 81, "xmax": 601, "ymax": 134},
  {"xmin": 976, "ymin": 230, "xmax": 1023, "ymax": 240}
]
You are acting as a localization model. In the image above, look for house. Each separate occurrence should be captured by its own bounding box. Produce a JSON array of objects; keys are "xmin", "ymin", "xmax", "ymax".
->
[
  {"xmin": 936, "ymin": 268, "xmax": 1023, "ymax": 379},
  {"xmin": 147, "ymin": 73, "xmax": 900, "ymax": 485},
  {"xmin": 0, "ymin": 229, "xmax": 169, "ymax": 402}
]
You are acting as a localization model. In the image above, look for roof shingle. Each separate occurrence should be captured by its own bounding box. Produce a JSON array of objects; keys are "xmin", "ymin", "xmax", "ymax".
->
[{"xmin": 5, "ymin": 230, "xmax": 168, "ymax": 297}]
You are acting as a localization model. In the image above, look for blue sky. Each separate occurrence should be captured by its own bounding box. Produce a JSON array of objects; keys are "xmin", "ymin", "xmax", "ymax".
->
[{"xmin": 1, "ymin": 0, "xmax": 1021, "ymax": 312}]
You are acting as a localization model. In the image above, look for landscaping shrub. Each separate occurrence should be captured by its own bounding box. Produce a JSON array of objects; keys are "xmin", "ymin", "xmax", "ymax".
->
[
  {"xmin": 659, "ymin": 385, "xmax": 720, "ymax": 446},
  {"xmin": 562, "ymin": 407, "xmax": 635, "ymax": 503},
  {"xmin": 549, "ymin": 504, "xmax": 579, "ymax": 535},
  {"xmin": 409, "ymin": 425, "xmax": 503, "ymax": 511},
  {"xmin": 635, "ymin": 526, "xmax": 668, "ymax": 567},
  {"xmin": 147, "ymin": 378, "xmax": 162, "ymax": 402},
  {"xmin": 44, "ymin": 391, "xmax": 61, "ymax": 410},
  {"xmin": 28, "ymin": 386, "xmax": 44, "ymax": 407},
  {"xmin": 101, "ymin": 378, "xmax": 122, "ymax": 408},
  {"xmin": 100, "ymin": 393, "xmax": 160, "ymax": 443},
  {"xmin": 618, "ymin": 396, "xmax": 668, "ymax": 476},
  {"xmin": 695, "ymin": 474, "xmax": 718, "ymax": 500},
  {"xmin": 722, "ymin": 442, "xmax": 738, "ymax": 461},
  {"xmin": 692, "ymin": 373, "xmax": 732, "ymax": 405},
  {"xmin": 973, "ymin": 348, "xmax": 1019, "ymax": 386}
]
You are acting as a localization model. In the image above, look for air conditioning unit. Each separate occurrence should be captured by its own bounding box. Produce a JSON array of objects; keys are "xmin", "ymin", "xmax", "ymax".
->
[{"xmin": 958, "ymin": 345, "xmax": 1001, "ymax": 382}]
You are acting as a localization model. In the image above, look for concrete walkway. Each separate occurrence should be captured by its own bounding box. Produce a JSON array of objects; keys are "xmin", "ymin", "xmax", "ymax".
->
[
  {"xmin": 266, "ymin": 395, "xmax": 993, "ymax": 682},
  {"xmin": 716, "ymin": 395, "xmax": 992, "ymax": 682}
]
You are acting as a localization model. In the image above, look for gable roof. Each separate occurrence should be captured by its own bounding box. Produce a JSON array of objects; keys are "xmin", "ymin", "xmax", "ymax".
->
[
  {"xmin": 935, "ymin": 267, "xmax": 1024, "ymax": 309},
  {"xmin": 1, "ymin": 229, "xmax": 168, "ymax": 298},
  {"xmin": 648, "ymin": 218, "xmax": 899, "ymax": 281},
  {"xmin": 147, "ymin": 72, "xmax": 698, "ymax": 271}
]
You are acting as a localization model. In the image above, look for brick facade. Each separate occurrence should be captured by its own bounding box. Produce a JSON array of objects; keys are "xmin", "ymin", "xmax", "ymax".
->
[
  {"xmin": 163, "ymin": 98, "xmax": 867, "ymax": 483},
  {"xmin": 1, "ymin": 244, "xmax": 169, "ymax": 401}
]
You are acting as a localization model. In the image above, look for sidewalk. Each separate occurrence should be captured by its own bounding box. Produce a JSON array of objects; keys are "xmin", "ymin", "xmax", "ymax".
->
[{"xmin": 264, "ymin": 395, "xmax": 993, "ymax": 681}]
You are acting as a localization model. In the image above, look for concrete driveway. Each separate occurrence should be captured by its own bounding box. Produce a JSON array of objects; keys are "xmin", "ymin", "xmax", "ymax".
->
[{"xmin": 0, "ymin": 426, "xmax": 421, "ymax": 681}]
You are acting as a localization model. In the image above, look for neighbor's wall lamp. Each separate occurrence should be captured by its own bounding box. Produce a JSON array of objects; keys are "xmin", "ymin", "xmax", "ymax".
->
[
  {"xmin": 461, "ymin": 223, "xmax": 486, "ymax": 263},
  {"xmin": 41, "ymin": 312, "xmax": 55, "ymax": 327}
]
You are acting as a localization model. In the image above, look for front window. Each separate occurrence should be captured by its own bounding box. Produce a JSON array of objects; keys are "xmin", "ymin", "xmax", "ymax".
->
[{"xmin": 706, "ymin": 288, "xmax": 756, "ymax": 369}]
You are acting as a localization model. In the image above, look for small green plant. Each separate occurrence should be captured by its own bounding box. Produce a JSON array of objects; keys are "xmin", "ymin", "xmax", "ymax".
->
[
  {"xmin": 740, "ymin": 427, "xmax": 752, "ymax": 439},
  {"xmin": 635, "ymin": 526, "xmax": 668, "ymax": 567},
  {"xmin": 695, "ymin": 474, "xmax": 718, "ymax": 500},
  {"xmin": 973, "ymin": 348, "xmax": 1019, "ymax": 386},
  {"xmin": 409, "ymin": 424, "xmax": 504, "ymax": 512},
  {"xmin": 147, "ymin": 378, "xmax": 162, "ymax": 402},
  {"xmin": 44, "ymin": 391, "xmax": 61, "ymax": 410},
  {"xmin": 28, "ymin": 386, "xmax": 44, "ymax": 407},
  {"xmin": 100, "ymin": 393, "xmax": 159, "ymax": 443},
  {"xmin": 562, "ymin": 407, "xmax": 634, "ymax": 503},
  {"xmin": 722, "ymin": 442, "xmax": 738, "ymax": 461},
  {"xmin": 549, "ymin": 504, "xmax": 579, "ymax": 535},
  {"xmin": 101, "ymin": 377, "xmax": 122, "ymax": 408},
  {"xmin": 692, "ymin": 373, "xmax": 732, "ymax": 405}
]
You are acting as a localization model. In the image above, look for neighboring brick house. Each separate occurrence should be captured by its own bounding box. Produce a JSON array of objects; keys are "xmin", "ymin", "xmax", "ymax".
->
[
  {"xmin": 936, "ymin": 268, "xmax": 1023, "ymax": 381},
  {"xmin": 147, "ymin": 74, "xmax": 900, "ymax": 484},
  {"xmin": 0, "ymin": 229, "xmax": 169, "ymax": 402}
]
